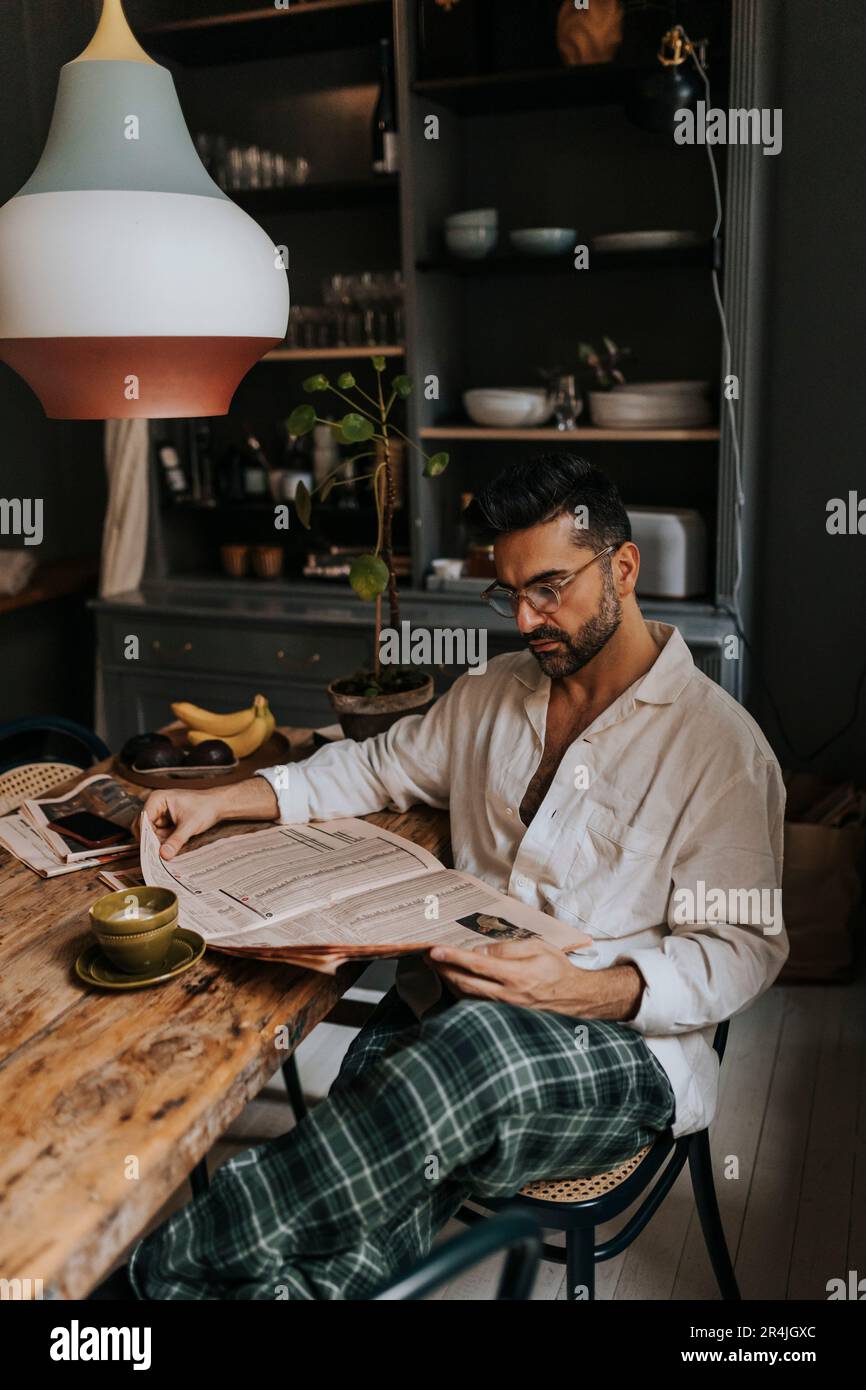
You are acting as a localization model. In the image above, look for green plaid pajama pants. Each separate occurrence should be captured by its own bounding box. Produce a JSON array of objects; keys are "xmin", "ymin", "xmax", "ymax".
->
[{"xmin": 128, "ymin": 987, "xmax": 676, "ymax": 1300}]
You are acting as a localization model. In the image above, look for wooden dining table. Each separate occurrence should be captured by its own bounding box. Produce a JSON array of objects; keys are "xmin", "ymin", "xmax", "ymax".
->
[{"xmin": 0, "ymin": 734, "xmax": 450, "ymax": 1300}]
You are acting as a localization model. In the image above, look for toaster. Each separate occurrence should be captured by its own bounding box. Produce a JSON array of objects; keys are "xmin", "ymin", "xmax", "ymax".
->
[{"xmin": 626, "ymin": 507, "xmax": 708, "ymax": 599}]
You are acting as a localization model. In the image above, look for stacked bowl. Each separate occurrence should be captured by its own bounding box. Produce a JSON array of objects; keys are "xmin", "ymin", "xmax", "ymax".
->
[
  {"xmin": 588, "ymin": 380, "xmax": 713, "ymax": 429},
  {"xmin": 445, "ymin": 208, "xmax": 498, "ymax": 259}
]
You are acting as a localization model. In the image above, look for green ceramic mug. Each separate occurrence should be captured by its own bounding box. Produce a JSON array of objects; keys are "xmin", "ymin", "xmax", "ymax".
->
[{"xmin": 90, "ymin": 886, "xmax": 179, "ymax": 975}]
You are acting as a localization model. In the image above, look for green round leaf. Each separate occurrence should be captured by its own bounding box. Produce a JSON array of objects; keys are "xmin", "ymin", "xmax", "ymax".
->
[
  {"xmin": 287, "ymin": 404, "xmax": 316, "ymax": 437},
  {"xmin": 371, "ymin": 355, "xmax": 386, "ymax": 372},
  {"xmin": 303, "ymin": 373, "xmax": 329, "ymax": 392},
  {"xmin": 339, "ymin": 412, "xmax": 375, "ymax": 443},
  {"xmin": 349, "ymin": 553, "xmax": 389, "ymax": 601},
  {"xmin": 423, "ymin": 451, "xmax": 450, "ymax": 478},
  {"xmin": 336, "ymin": 371, "xmax": 356, "ymax": 389},
  {"xmin": 294, "ymin": 479, "xmax": 312, "ymax": 529},
  {"xmin": 391, "ymin": 374, "xmax": 414, "ymax": 399}
]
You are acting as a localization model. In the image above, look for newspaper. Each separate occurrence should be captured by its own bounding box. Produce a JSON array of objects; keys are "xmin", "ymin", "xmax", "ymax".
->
[
  {"xmin": 20, "ymin": 774, "xmax": 142, "ymax": 864},
  {"xmin": 0, "ymin": 812, "xmax": 106, "ymax": 877},
  {"xmin": 139, "ymin": 814, "xmax": 592, "ymax": 973}
]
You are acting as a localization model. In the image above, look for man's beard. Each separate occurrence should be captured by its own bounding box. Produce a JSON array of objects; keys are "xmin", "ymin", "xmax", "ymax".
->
[{"xmin": 526, "ymin": 565, "xmax": 622, "ymax": 677}]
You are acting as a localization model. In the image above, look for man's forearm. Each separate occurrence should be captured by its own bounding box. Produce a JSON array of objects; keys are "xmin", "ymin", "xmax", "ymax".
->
[
  {"xmin": 215, "ymin": 776, "xmax": 280, "ymax": 823},
  {"xmin": 570, "ymin": 963, "xmax": 645, "ymax": 1022}
]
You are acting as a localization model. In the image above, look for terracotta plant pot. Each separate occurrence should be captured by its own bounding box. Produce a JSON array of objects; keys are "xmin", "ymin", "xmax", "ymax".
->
[
  {"xmin": 220, "ymin": 543, "xmax": 250, "ymax": 578},
  {"xmin": 327, "ymin": 674, "xmax": 435, "ymax": 741},
  {"xmin": 251, "ymin": 544, "xmax": 284, "ymax": 579}
]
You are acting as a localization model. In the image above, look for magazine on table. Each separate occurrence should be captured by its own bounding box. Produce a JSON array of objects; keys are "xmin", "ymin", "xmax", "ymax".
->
[
  {"xmin": 0, "ymin": 812, "xmax": 108, "ymax": 877},
  {"xmin": 19, "ymin": 774, "xmax": 142, "ymax": 864},
  {"xmin": 134, "ymin": 814, "xmax": 592, "ymax": 973}
]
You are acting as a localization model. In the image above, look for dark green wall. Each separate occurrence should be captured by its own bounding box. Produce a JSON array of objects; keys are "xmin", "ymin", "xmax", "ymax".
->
[{"xmin": 0, "ymin": 1, "xmax": 105, "ymax": 725}]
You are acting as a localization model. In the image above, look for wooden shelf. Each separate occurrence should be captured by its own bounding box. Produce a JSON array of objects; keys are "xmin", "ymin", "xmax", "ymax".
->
[
  {"xmin": 142, "ymin": 0, "xmax": 392, "ymax": 65},
  {"xmin": 263, "ymin": 345, "xmax": 404, "ymax": 361},
  {"xmin": 412, "ymin": 62, "xmax": 648, "ymax": 117},
  {"xmin": 417, "ymin": 244, "xmax": 715, "ymax": 275},
  {"xmin": 232, "ymin": 177, "xmax": 398, "ymax": 215},
  {"xmin": 420, "ymin": 425, "xmax": 721, "ymax": 443},
  {"xmin": 0, "ymin": 561, "xmax": 97, "ymax": 618}
]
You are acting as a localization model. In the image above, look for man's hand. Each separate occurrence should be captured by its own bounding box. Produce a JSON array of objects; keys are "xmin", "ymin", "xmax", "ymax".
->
[
  {"xmin": 428, "ymin": 940, "xmax": 645, "ymax": 1022},
  {"xmin": 140, "ymin": 777, "xmax": 280, "ymax": 860}
]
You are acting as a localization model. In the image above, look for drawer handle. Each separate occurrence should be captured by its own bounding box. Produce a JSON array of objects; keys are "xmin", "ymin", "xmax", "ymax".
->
[
  {"xmin": 276, "ymin": 650, "xmax": 321, "ymax": 668},
  {"xmin": 150, "ymin": 639, "xmax": 193, "ymax": 654}
]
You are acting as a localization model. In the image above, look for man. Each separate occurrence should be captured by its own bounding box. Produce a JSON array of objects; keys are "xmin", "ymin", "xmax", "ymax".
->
[{"xmin": 127, "ymin": 453, "xmax": 788, "ymax": 1300}]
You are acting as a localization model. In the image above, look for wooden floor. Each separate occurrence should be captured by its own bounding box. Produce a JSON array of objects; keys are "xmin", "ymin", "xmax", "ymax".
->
[{"xmin": 125, "ymin": 962, "xmax": 866, "ymax": 1301}]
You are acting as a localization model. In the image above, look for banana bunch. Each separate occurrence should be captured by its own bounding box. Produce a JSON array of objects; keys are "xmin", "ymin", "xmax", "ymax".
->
[{"xmin": 172, "ymin": 694, "xmax": 275, "ymax": 757}]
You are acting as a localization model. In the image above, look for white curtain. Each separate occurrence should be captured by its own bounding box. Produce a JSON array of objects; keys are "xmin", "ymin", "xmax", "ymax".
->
[
  {"xmin": 99, "ymin": 417, "xmax": 150, "ymax": 598},
  {"xmin": 94, "ymin": 418, "xmax": 150, "ymax": 741}
]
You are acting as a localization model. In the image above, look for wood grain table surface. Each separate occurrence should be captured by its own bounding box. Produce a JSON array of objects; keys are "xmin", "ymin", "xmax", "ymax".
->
[{"xmin": 0, "ymin": 731, "xmax": 450, "ymax": 1299}]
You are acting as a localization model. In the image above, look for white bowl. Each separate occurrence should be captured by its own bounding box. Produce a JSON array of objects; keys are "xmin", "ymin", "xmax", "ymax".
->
[
  {"xmin": 431, "ymin": 557, "xmax": 465, "ymax": 579},
  {"xmin": 612, "ymin": 380, "xmax": 710, "ymax": 397},
  {"xmin": 445, "ymin": 208, "xmax": 498, "ymax": 227},
  {"xmin": 588, "ymin": 390, "xmax": 712, "ymax": 429},
  {"xmin": 509, "ymin": 227, "xmax": 576, "ymax": 256},
  {"xmin": 463, "ymin": 388, "xmax": 554, "ymax": 427},
  {"xmin": 445, "ymin": 225, "xmax": 498, "ymax": 259}
]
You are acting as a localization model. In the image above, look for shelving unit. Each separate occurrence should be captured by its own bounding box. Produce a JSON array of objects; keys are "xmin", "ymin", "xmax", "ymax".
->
[
  {"xmin": 141, "ymin": 0, "xmax": 393, "ymax": 64},
  {"xmin": 264, "ymin": 345, "xmax": 404, "ymax": 362},
  {"xmin": 420, "ymin": 426, "xmax": 721, "ymax": 443},
  {"xmin": 412, "ymin": 62, "xmax": 645, "ymax": 116},
  {"xmin": 417, "ymin": 244, "xmax": 717, "ymax": 275},
  {"xmin": 92, "ymin": 0, "xmax": 769, "ymax": 735},
  {"xmin": 232, "ymin": 177, "xmax": 398, "ymax": 215}
]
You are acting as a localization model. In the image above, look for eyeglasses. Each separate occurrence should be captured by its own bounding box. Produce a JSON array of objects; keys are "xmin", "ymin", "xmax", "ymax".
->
[{"xmin": 480, "ymin": 545, "xmax": 615, "ymax": 619}]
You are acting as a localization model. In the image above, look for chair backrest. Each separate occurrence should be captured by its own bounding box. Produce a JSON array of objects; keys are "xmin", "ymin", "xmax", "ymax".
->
[{"xmin": 0, "ymin": 718, "xmax": 110, "ymax": 815}]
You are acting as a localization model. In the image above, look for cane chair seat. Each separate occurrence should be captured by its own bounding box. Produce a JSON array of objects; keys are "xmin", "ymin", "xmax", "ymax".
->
[
  {"xmin": 519, "ymin": 1142, "xmax": 653, "ymax": 1202},
  {"xmin": 0, "ymin": 761, "xmax": 81, "ymax": 816}
]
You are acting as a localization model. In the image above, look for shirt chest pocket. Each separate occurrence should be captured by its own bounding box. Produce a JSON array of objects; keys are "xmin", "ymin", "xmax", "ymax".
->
[{"xmin": 554, "ymin": 806, "xmax": 669, "ymax": 937}]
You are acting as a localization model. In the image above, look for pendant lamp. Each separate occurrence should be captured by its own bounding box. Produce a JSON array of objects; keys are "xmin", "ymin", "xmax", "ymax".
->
[{"xmin": 0, "ymin": 0, "xmax": 289, "ymax": 419}]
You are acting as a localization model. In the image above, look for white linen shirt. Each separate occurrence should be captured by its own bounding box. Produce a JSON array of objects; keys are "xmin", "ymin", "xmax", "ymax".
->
[{"xmin": 257, "ymin": 621, "xmax": 789, "ymax": 1138}]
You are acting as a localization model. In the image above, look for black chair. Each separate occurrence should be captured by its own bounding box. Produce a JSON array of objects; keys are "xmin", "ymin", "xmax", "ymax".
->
[
  {"xmin": 371, "ymin": 1209, "xmax": 542, "ymax": 1301},
  {"xmin": 0, "ymin": 716, "xmax": 110, "ymax": 814},
  {"xmin": 456, "ymin": 1020, "xmax": 739, "ymax": 1301}
]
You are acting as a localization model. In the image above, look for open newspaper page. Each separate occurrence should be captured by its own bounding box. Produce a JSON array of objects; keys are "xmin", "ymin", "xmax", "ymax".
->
[
  {"xmin": 21, "ymin": 774, "xmax": 142, "ymax": 863},
  {"xmin": 139, "ymin": 814, "xmax": 591, "ymax": 973}
]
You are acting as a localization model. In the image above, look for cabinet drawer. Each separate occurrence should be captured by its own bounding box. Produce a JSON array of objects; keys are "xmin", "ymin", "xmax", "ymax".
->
[{"xmin": 100, "ymin": 617, "xmax": 372, "ymax": 685}]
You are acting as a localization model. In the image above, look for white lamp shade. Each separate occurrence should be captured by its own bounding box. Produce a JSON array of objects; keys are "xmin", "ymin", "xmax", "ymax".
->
[{"xmin": 0, "ymin": 1, "xmax": 289, "ymax": 418}]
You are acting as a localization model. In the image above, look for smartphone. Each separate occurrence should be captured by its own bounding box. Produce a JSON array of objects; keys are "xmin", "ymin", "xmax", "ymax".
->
[{"xmin": 52, "ymin": 812, "xmax": 135, "ymax": 850}]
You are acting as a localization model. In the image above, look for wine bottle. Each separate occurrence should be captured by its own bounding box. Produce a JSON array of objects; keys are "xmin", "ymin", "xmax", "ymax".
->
[{"xmin": 372, "ymin": 37, "xmax": 399, "ymax": 175}]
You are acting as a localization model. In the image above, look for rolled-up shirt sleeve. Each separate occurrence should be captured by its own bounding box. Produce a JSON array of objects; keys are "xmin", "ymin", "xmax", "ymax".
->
[
  {"xmin": 254, "ymin": 678, "xmax": 460, "ymax": 824},
  {"xmin": 614, "ymin": 756, "xmax": 790, "ymax": 1037}
]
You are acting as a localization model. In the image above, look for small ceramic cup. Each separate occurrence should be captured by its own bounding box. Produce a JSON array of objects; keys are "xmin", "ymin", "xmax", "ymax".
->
[
  {"xmin": 92, "ymin": 918, "xmax": 179, "ymax": 975},
  {"xmin": 90, "ymin": 886, "xmax": 179, "ymax": 975}
]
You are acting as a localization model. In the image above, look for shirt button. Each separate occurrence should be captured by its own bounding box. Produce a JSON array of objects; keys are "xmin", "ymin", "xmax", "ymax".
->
[{"xmin": 517, "ymin": 875, "xmax": 529, "ymax": 888}]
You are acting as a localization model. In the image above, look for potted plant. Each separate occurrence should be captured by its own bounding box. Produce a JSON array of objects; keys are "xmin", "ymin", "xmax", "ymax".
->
[{"xmin": 287, "ymin": 356, "xmax": 449, "ymax": 740}]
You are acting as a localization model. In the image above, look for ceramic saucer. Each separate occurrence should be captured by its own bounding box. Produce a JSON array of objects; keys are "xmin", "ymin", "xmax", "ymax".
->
[{"xmin": 75, "ymin": 928, "xmax": 205, "ymax": 989}]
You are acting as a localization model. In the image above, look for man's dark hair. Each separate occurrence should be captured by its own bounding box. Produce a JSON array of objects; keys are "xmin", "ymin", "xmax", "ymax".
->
[{"xmin": 471, "ymin": 453, "xmax": 631, "ymax": 552}]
